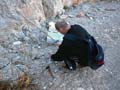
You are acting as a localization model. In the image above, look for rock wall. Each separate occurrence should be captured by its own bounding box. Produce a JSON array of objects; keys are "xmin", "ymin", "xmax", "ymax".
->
[
  {"xmin": 1, "ymin": 0, "xmax": 100, "ymax": 30},
  {"xmin": 0, "ymin": 0, "xmax": 118, "ymax": 30},
  {"xmin": 0, "ymin": 0, "xmax": 83, "ymax": 81},
  {"xmin": 0, "ymin": 0, "xmax": 120, "ymax": 86},
  {"xmin": 0, "ymin": 0, "xmax": 75, "ymax": 29}
]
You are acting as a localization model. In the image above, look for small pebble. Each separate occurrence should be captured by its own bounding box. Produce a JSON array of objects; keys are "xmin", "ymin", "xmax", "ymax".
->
[{"xmin": 43, "ymin": 86, "xmax": 47, "ymax": 90}]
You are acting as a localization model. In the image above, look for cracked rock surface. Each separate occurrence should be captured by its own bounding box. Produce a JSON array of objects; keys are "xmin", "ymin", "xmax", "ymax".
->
[{"xmin": 0, "ymin": 1, "xmax": 120, "ymax": 90}]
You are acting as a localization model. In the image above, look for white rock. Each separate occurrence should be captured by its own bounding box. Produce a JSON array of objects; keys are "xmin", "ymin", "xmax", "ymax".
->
[
  {"xmin": 48, "ymin": 22, "xmax": 56, "ymax": 32},
  {"xmin": 59, "ymin": 15, "xmax": 68, "ymax": 19},
  {"xmin": 13, "ymin": 41, "xmax": 22, "ymax": 45},
  {"xmin": 47, "ymin": 22, "xmax": 64, "ymax": 44},
  {"xmin": 47, "ymin": 32, "xmax": 63, "ymax": 44},
  {"xmin": 43, "ymin": 86, "xmax": 47, "ymax": 90},
  {"xmin": 89, "ymin": 17, "xmax": 94, "ymax": 20},
  {"xmin": 68, "ymin": 14, "xmax": 75, "ymax": 18},
  {"xmin": 77, "ymin": 87, "xmax": 85, "ymax": 90},
  {"xmin": 37, "ymin": 46, "xmax": 41, "ymax": 49}
]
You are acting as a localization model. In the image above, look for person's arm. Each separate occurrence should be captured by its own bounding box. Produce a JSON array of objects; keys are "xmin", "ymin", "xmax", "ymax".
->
[{"xmin": 51, "ymin": 38, "xmax": 72, "ymax": 61}]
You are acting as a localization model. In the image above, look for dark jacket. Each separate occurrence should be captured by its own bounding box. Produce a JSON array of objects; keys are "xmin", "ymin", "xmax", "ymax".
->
[{"xmin": 51, "ymin": 25, "xmax": 90, "ymax": 66}]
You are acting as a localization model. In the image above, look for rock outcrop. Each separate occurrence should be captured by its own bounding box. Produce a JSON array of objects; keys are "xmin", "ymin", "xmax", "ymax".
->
[
  {"xmin": 0, "ymin": 0, "xmax": 81, "ymax": 29},
  {"xmin": 0, "ymin": 0, "xmax": 83, "ymax": 82},
  {"xmin": 0, "ymin": 0, "xmax": 120, "ymax": 90},
  {"xmin": 1, "ymin": 0, "xmax": 119, "ymax": 30}
]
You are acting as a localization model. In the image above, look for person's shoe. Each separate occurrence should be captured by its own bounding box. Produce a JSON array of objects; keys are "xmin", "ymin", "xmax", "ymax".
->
[
  {"xmin": 51, "ymin": 55, "xmax": 63, "ymax": 61},
  {"xmin": 51, "ymin": 58, "xmax": 63, "ymax": 61},
  {"xmin": 64, "ymin": 59, "xmax": 76, "ymax": 70}
]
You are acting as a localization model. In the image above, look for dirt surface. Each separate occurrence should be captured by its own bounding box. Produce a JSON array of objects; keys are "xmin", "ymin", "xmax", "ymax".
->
[
  {"xmin": 0, "ymin": 1, "xmax": 120, "ymax": 90},
  {"xmin": 33, "ymin": 1, "xmax": 120, "ymax": 90}
]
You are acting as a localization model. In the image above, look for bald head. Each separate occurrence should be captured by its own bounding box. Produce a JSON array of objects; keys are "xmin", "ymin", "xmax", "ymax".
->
[
  {"xmin": 55, "ymin": 20, "xmax": 69, "ymax": 30},
  {"xmin": 55, "ymin": 20, "xmax": 71, "ymax": 34}
]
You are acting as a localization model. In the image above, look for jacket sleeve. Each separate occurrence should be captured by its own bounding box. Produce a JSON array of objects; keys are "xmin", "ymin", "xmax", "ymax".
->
[{"xmin": 51, "ymin": 38, "xmax": 73, "ymax": 60}]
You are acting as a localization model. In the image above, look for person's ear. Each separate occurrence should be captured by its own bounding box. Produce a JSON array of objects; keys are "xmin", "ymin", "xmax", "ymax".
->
[{"xmin": 59, "ymin": 28, "xmax": 63, "ymax": 32}]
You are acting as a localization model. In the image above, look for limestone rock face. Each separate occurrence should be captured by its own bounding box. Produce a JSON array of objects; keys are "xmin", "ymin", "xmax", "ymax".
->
[
  {"xmin": 0, "ymin": 0, "xmax": 86, "ymax": 29},
  {"xmin": 42, "ymin": 0, "xmax": 64, "ymax": 18},
  {"xmin": 0, "ymin": 0, "xmax": 64, "ymax": 29},
  {"xmin": 0, "ymin": 0, "xmax": 44, "ymax": 29},
  {"xmin": 1, "ymin": 0, "xmax": 119, "ymax": 30}
]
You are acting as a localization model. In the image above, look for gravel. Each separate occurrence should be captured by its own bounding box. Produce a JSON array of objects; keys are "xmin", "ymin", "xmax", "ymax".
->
[{"xmin": 0, "ymin": 1, "xmax": 120, "ymax": 90}]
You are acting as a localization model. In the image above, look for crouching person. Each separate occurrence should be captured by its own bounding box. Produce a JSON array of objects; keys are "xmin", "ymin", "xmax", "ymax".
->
[{"xmin": 51, "ymin": 20, "xmax": 104, "ymax": 70}]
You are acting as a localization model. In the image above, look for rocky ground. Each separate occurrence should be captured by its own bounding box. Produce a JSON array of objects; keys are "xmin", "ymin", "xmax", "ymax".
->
[{"xmin": 0, "ymin": 1, "xmax": 120, "ymax": 90}]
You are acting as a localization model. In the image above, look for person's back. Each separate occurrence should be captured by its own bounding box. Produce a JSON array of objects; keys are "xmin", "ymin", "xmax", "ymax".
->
[
  {"xmin": 63, "ymin": 24, "xmax": 90, "ymax": 66},
  {"xmin": 66, "ymin": 24, "xmax": 89, "ymax": 40},
  {"xmin": 51, "ymin": 20, "xmax": 91, "ymax": 70},
  {"xmin": 51, "ymin": 20, "xmax": 104, "ymax": 70}
]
